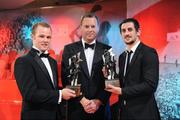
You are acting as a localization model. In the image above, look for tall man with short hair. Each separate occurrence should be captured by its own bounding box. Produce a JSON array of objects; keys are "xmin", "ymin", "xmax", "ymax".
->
[{"xmin": 61, "ymin": 13, "xmax": 111, "ymax": 120}]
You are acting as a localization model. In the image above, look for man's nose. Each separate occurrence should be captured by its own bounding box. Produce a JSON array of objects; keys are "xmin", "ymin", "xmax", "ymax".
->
[
  {"xmin": 124, "ymin": 31, "xmax": 130, "ymax": 35},
  {"xmin": 88, "ymin": 27, "xmax": 94, "ymax": 31},
  {"xmin": 43, "ymin": 37, "xmax": 49, "ymax": 41}
]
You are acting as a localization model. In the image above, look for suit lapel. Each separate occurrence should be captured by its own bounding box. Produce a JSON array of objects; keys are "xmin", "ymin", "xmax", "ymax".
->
[
  {"xmin": 126, "ymin": 43, "xmax": 142, "ymax": 76},
  {"xmin": 120, "ymin": 52, "xmax": 126, "ymax": 85},
  {"xmin": 48, "ymin": 58, "xmax": 58, "ymax": 89},
  {"xmin": 121, "ymin": 52, "xmax": 126, "ymax": 75},
  {"xmin": 30, "ymin": 49, "xmax": 55, "ymax": 89},
  {"xmin": 91, "ymin": 42, "xmax": 102, "ymax": 78},
  {"xmin": 77, "ymin": 42, "xmax": 90, "ymax": 78}
]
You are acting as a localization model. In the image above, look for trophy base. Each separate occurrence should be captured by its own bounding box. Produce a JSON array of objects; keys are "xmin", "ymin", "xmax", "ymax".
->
[
  {"xmin": 66, "ymin": 84, "xmax": 81, "ymax": 97},
  {"xmin": 105, "ymin": 79, "xmax": 120, "ymax": 87}
]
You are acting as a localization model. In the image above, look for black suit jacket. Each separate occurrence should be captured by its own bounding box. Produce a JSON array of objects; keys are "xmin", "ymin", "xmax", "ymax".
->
[
  {"xmin": 118, "ymin": 43, "xmax": 160, "ymax": 120},
  {"xmin": 61, "ymin": 40, "xmax": 111, "ymax": 120},
  {"xmin": 14, "ymin": 48, "xmax": 61, "ymax": 120}
]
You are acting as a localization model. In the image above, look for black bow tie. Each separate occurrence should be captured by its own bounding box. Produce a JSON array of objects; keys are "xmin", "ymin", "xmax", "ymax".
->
[
  {"xmin": 85, "ymin": 43, "xmax": 95, "ymax": 49},
  {"xmin": 40, "ymin": 53, "xmax": 49, "ymax": 58}
]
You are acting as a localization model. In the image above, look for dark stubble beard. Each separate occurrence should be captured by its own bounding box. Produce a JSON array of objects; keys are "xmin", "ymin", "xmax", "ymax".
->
[{"xmin": 125, "ymin": 40, "xmax": 135, "ymax": 45}]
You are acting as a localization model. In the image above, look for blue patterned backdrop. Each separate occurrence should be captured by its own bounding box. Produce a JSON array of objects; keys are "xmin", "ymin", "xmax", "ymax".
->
[{"xmin": 156, "ymin": 63, "xmax": 180, "ymax": 120}]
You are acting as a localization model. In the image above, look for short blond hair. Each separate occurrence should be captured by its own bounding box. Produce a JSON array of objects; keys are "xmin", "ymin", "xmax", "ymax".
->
[{"xmin": 32, "ymin": 22, "xmax": 51, "ymax": 35}]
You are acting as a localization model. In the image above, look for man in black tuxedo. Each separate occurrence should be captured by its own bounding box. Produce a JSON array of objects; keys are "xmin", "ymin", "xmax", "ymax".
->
[
  {"xmin": 61, "ymin": 13, "xmax": 111, "ymax": 120},
  {"xmin": 105, "ymin": 18, "xmax": 161, "ymax": 120},
  {"xmin": 14, "ymin": 22, "xmax": 76, "ymax": 120}
]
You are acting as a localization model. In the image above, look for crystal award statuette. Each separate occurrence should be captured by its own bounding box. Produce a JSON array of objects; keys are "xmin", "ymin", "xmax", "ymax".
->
[
  {"xmin": 102, "ymin": 48, "xmax": 120, "ymax": 87},
  {"xmin": 66, "ymin": 52, "xmax": 82, "ymax": 96}
]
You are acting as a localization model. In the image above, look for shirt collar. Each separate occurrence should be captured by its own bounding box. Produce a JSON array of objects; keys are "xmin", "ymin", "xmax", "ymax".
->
[
  {"xmin": 81, "ymin": 38, "xmax": 96, "ymax": 49},
  {"xmin": 32, "ymin": 46, "xmax": 49, "ymax": 55},
  {"xmin": 125, "ymin": 40, "xmax": 140, "ymax": 53}
]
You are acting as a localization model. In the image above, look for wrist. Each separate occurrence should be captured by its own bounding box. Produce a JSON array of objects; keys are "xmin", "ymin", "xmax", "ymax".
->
[{"xmin": 80, "ymin": 97, "xmax": 87, "ymax": 105}]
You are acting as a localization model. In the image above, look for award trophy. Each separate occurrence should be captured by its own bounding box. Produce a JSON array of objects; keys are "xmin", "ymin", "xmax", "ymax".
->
[
  {"xmin": 102, "ymin": 48, "xmax": 120, "ymax": 87},
  {"xmin": 67, "ymin": 52, "xmax": 82, "ymax": 96}
]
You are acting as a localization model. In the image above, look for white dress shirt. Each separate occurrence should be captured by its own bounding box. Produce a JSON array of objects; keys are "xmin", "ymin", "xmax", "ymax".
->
[{"xmin": 81, "ymin": 39, "xmax": 96, "ymax": 75}]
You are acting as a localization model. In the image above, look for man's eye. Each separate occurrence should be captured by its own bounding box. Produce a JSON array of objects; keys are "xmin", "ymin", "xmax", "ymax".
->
[
  {"xmin": 91, "ymin": 25, "xmax": 95, "ymax": 28},
  {"xmin": 39, "ymin": 35, "xmax": 44, "ymax": 38},
  {"xmin": 128, "ymin": 28, "xmax": 133, "ymax": 32},
  {"xmin": 85, "ymin": 25, "xmax": 89, "ymax": 28},
  {"xmin": 121, "ymin": 29, "xmax": 126, "ymax": 33},
  {"xmin": 47, "ymin": 36, "xmax": 51, "ymax": 39}
]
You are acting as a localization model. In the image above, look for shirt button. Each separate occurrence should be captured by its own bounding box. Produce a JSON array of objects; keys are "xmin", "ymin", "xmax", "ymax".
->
[{"xmin": 124, "ymin": 100, "xmax": 126, "ymax": 106}]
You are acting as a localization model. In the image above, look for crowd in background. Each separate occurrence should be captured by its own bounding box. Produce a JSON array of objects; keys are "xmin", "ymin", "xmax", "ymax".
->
[{"xmin": 0, "ymin": 12, "xmax": 48, "ymax": 80}]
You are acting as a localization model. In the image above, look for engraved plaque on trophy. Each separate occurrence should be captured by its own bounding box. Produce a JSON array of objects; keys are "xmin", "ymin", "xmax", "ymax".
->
[
  {"xmin": 66, "ymin": 52, "xmax": 82, "ymax": 96},
  {"xmin": 102, "ymin": 48, "xmax": 120, "ymax": 87}
]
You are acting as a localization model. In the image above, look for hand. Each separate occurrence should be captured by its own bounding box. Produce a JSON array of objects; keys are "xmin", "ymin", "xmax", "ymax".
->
[
  {"xmin": 62, "ymin": 88, "xmax": 76, "ymax": 100},
  {"xmin": 88, "ymin": 99, "xmax": 101, "ymax": 113},
  {"xmin": 102, "ymin": 66, "xmax": 108, "ymax": 78},
  {"xmin": 80, "ymin": 97, "xmax": 91, "ymax": 113},
  {"xmin": 80, "ymin": 97, "xmax": 97, "ymax": 114},
  {"xmin": 80, "ymin": 97, "xmax": 101, "ymax": 114},
  {"xmin": 105, "ymin": 84, "xmax": 122, "ymax": 95},
  {"xmin": 85, "ymin": 100, "xmax": 98, "ymax": 114}
]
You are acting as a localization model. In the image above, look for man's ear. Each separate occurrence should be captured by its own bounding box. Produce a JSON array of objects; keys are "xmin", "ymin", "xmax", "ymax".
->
[
  {"xmin": 137, "ymin": 29, "xmax": 141, "ymax": 36},
  {"xmin": 31, "ymin": 34, "xmax": 35, "ymax": 43},
  {"xmin": 31, "ymin": 33, "xmax": 33, "ymax": 38}
]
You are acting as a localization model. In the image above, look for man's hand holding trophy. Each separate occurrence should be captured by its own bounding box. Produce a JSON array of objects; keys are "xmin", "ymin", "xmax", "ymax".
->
[
  {"xmin": 66, "ymin": 52, "xmax": 82, "ymax": 97},
  {"xmin": 102, "ymin": 48, "xmax": 120, "ymax": 88}
]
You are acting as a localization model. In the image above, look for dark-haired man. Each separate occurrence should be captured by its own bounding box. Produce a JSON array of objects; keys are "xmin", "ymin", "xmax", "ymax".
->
[{"xmin": 105, "ymin": 18, "xmax": 161, "ymax": 120}]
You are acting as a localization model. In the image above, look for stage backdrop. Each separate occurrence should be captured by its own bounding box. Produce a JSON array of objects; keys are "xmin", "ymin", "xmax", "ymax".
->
[{"xmin": 0, "ymin": 0, "xmax": 179, "ymax": 119}]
